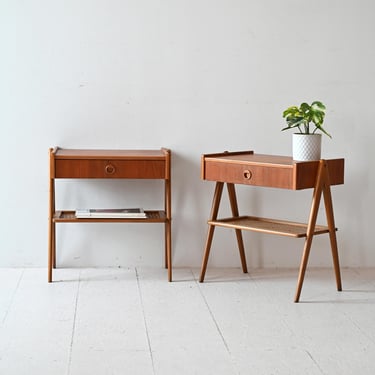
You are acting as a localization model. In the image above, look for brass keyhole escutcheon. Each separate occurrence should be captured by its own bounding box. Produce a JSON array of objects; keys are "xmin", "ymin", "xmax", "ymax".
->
[
  {"xmin": 243, "ymin": 170, "xmax": 252, "ymax": 180},
  {"xmin": 105, "ymin": 164, "xmax": 116, "ymax": 175}
]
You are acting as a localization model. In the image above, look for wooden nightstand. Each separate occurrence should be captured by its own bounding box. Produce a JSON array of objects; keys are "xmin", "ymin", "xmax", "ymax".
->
[
  {"xmin": 48, "ymin": 147, "xmax": 172, "ymax": 282},
  {"xmin": 199, "ymin": 150, "xmax": 344, "ymax": 302}
]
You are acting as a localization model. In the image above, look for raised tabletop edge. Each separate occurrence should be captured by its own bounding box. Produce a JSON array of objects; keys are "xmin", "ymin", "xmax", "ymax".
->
[{"xmin": 53, "ymin": 148, "xmax": 169, "ymax": 160}]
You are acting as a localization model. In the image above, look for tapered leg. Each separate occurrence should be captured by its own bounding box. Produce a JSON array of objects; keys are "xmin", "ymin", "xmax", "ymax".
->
[
  {"xmin": 294, "ymin": 161, "xmax": 325, "ymax": 302},
  {"xmin": 322, "ymin": 170, "xmax": 342, "ymax": 291},
  {"xmin": 199, "ymin": 182, "xmax": 224, "ymax": 282},
  {"xmin": 294, "ymin": 236, "xmax": 315, "ymax": 302},
  {"xmin": 227, "ymin": 183, "xmax": 248, "ymax": 273}
]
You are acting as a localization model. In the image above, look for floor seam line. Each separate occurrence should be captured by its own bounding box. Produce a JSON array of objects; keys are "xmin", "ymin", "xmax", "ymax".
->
[
  {"xmin": 343, "ymin": 310, "xmax": 375, "ymax": 345},
  {"xmin": 305, "ymin": 349, "xmax": 327, "ymax": 375},
  {"xmin": 191, "ymin": 269, "xmax": 240, "ymax": 375},
  {"xmin": 1, "ymin": 268, "xmax": 25, "ymax": 326},
  {"xmin": 66, "ymin": 269, "xmax": 81, "ymax": 375},
  {"xmin": 135, "ymin": 267, "xmax": 156, "ymax": 375}
]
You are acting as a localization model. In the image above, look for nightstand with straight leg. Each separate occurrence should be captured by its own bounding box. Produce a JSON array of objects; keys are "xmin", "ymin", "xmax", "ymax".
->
[{"xmin": 48, "ymin": 147, "xmax": 172, "ymax": 282}]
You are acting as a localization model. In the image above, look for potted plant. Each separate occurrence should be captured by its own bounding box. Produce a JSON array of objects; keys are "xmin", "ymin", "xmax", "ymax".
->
[{"xmin": 282, "ymin": 101, "xmax": 331, "ymax": 161}]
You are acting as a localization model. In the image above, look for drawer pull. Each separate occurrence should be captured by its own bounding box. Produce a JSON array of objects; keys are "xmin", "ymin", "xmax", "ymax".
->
[
  {"xmin": 243, "ymin": 170, "xmax": 252, "ymax": 180},
  {"xmin": 105, "ymin": 164, "xmax": 116, "ymax": 175}
]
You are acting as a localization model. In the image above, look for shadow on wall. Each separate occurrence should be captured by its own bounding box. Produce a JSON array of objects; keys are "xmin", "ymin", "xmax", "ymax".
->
[{"xmin": 170, "ymin": 151, "xmax": 209, "ymax": 264}]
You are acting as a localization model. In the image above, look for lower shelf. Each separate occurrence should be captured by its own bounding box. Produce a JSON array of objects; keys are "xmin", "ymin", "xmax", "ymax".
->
[
  {"xmin": 209, "ymin": 216, "xmax": 333, "ymax": 238},
  {"xmin": 54, "ymin": 210, "xmax": 167, "ymax": 223}
]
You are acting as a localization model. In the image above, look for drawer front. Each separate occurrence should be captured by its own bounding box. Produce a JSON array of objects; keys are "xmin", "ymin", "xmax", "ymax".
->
[
  {"xmin": 55, "ymin": 159, "xmax": 166, "ymax": 179},
  {"xmin": 204, "ymin": 161, "xmax": 294, "ymax": 189}
]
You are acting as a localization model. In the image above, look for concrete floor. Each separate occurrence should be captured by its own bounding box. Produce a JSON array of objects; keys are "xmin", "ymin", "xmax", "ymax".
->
[{"xmin": 1, "ymin": 267, "xmax": 374, "ymax": 374}]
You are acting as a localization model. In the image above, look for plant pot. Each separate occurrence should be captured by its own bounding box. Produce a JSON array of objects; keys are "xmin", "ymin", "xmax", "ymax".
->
[{"xmin": 292, "ymin": 133, "xmax": 322, "ymax": 161}]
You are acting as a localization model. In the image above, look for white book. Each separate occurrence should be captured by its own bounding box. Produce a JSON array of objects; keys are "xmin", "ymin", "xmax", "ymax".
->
[{"xmin": 75, "ymin": 208, "xmax": 147, "ymax": 218}]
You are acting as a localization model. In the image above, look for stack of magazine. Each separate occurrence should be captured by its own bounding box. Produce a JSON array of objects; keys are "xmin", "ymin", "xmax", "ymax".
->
[{"xmin": 75, "ymin": 208, "xmax": 147, "ymax": 219}]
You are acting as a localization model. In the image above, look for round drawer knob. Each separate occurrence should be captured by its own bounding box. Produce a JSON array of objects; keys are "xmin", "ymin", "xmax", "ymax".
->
[
  {"xmin": 105, "ymin": 164, "xmax": 116, "ymax": 174},
  {"xmin": 243, "ymin": 170, "xmax": 252, "ymax": 180}
]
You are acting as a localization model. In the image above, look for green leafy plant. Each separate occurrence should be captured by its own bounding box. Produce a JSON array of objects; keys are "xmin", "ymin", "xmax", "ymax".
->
[{"xmin": 282, "ymin": 101, "xmax": 331, "ymax": 138}]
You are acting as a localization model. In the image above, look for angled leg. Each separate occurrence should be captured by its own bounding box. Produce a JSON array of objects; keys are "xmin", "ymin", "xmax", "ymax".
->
[
  {"xmin": 294, "ymin": 160, "xmax": 325, "ymax": 302},
  {"xmin": 199, "ymin": 182, "xmax": 224, "ymax": 282},
  {"xmin": 227, "ymin": 183, "xmax": 248, "ymax": 273},
  {"xmin": 322, "ymin": 168, "xmax": 342, "ymax": 291}
]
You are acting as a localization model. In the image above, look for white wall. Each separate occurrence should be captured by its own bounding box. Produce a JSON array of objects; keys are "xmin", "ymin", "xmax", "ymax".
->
[{"xmin": 1, "ymin": 0, "xmax": 374, "ymax": 270}]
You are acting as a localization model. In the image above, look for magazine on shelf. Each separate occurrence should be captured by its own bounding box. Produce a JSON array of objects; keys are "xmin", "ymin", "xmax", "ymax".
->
[{"xmin": 75, "ymin": 208, "xmax": 147, "ymax": 218}]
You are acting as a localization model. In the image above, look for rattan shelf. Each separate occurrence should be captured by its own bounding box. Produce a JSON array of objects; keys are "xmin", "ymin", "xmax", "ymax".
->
[
  {"xmin": 54, "ymin": 210, "xmax": 166, "ymax": 223},
  {"xmin": 209, "ymin": 216, "xmax": 332, "ymax": 238}
]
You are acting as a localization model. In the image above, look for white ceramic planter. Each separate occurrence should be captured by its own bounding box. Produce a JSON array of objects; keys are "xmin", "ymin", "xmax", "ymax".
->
[{"xmin": 292, "ymin": 133, "xmax": 322, "ymax": 161}]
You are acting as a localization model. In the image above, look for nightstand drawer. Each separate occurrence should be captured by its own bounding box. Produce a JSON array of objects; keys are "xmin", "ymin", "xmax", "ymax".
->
[
  {"xmin": 204, "ymin": 161, "xmax": 294, "ymax": 189},
  {"xmin": 55, "ymin": 159, "xmax": 166, "ymax": 179},
  {"xmin": 202, "ymin": 153, "xmax": 344, "ymax": 190}
]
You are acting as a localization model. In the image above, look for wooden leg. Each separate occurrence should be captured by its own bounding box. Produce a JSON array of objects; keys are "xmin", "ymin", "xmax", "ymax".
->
[
  {"xmin": 52, "ymin": 222, "xmax": 56, "ymax": 269},
  {"xmin": 166, "ymin": 219, "xmax": 172, "ymax": 282},
  {"xmin": 294, "ymin": 236, "xmax": 314, "ymax": 303},
  {"xmin": 48, "ymin": 222, "xmax": 53, "ymax": 282},
  {"xmin": 199, "ymin": 182, "xmax": 224, "ymax": 282},
  {"xmin": 165, "ymin": 177, "xmax": 172, "ymax": 281},
  {"xmin": 322, "ymin": 174, "xmax": 342, "ymax": 291},
  {"xmin": 48, "ymin": 178, "xmax": 55, "ymax": 282},
  {"xmin": 164, "ymin": 225, "xmax": 168, "ymax": 269},
  {"xmin": 294, "ymin": 161, "xmax": 325, "ymax": 302},
  {"xmin": 227, "ymin": 183, "xmax": 248, "ymax": 273},
  {"xmin": 164, "ymin": 216, "xmax": 169, "ymax": 272}
]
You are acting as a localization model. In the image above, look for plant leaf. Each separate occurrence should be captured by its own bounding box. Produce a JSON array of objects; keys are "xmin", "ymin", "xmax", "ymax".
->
[
  {"xmin": 311, "ymin": 101, "xmax": 326, "ymax": 111},
  {"xmin": 281, "ymin": 100, "xmax": 330, "ymax": 137},
  {"xmin": 300, "ymin": 102, "xmax": 310, "ymax": 113}
]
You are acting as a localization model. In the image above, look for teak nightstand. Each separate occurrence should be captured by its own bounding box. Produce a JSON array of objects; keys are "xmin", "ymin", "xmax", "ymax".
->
[
  {"xmin": 199, "ymin": 150, "xmax": 344, "ymax": 302},
  {"xmin": 48, "ymin": 147, "xmax": 172, "ymax": 282}
]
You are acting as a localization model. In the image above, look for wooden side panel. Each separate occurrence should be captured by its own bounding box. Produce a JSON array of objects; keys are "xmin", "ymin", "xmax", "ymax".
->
[
  {"xmin": 326, "ymin": 158, "xmax": 345, "ymax": 186},
  {"xmin": 294, "ymin": 159, "xmax": 344, "ymax": 189},
  {"xmin": 293, "ymin": 162, "xmax": 320, "ymax": 189}
]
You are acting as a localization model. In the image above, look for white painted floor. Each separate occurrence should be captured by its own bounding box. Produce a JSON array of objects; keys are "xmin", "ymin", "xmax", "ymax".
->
[{"xmin": 0, "ymin": 267, "xmax": 374, "ymax": 375}]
